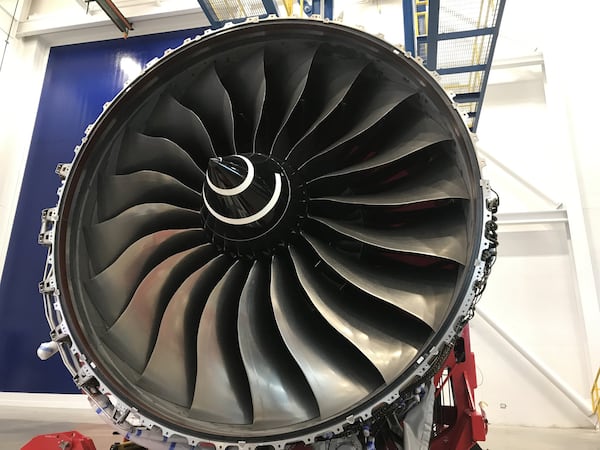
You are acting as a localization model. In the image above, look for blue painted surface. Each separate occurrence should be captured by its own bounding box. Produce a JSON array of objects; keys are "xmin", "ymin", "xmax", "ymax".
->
[
  {"xmin": 0, "ymin": 27, "xmax": 206, "ymax": 393},
  {"xmin": 402, "ymin": 0, "xmax": 416, "ymax": 55}
]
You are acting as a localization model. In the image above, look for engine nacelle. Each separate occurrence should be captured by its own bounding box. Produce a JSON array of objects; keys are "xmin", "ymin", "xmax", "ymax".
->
[{"xmin": 38, "ymin": 18, "xmax": 497, "ymax": 449}]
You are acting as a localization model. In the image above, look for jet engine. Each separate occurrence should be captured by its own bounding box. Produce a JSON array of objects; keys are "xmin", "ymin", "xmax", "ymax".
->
[{"xmin": 38, "ymin": 18, "xmax": 497, "ymax": 449}]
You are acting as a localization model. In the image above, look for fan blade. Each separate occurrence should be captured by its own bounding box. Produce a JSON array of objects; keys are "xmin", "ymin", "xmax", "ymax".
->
[
  {"xmin": 312, "ymin": 163, "xmax": 469, "ymax": 206},
  {"xmin": 216, "ymin": 49, "xmax": 266, "ymax": 154},
  {"xmin": 272, "ymin": 54, "xmax": 367, "ymax": 158},
  {"xmin": 289, "ymin": 245, "xmax": 421, "ymax": 383},
  {"xmin": 180, "ymin": 64, "xmax": 236, "ymax": 156},
  {"xmin": 189, "ymin": 262, "xmax": 252, "ymax": 423},
  {"xmin": 103, "ymin": 244, "xmax": 217, "ymax": 373},
  {"xmin": 86, "ymin": 203, "xmax": 204, "ymax": 273},
  {"xmin": 138, "ymin": 255, "xmax": 231, "ymax": 407},
  {"xmin": 295, "ymin": 83, "xmax": 415, "ymax": 170},
  {"xmin": 97, "ymin": 170, "xmax": 203, "ymax": 221},
  {"xmin": 308, "ymin": 215, "xmax": 468, "ymax": 264},
  {"xmin": 85, "ymin": 229, "xmax": 206, "ymax": 326},
  {"xmin": 260, "ymin": 44, "xmax": 318, "ymax": 155},
  {"xmin": 237, "ymin": 260, "xmax": 319, "ymax": 426},
  {"xmin": 270, "ymin": 254, "xmax": 382, "ymax": 418},
  {"xmin": 307, "ymin": 116, "xmax": 451, "ymax": 184},
  {"xmin": 301, "ymin": 232, "xmax": 454, "ymax": 329},
  {"xmin": 117, "ymin": 132, "xmax": 205, "ymax": 191},
  {"xmin": 145, "ymin": 94, "xmax": 216, "ymax": 165}
]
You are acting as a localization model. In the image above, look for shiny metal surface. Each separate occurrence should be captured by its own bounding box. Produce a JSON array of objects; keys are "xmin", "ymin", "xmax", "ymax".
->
[
  {"xmin": 237, "ymin": 260, "xmax": 319, "ymax": 427},
  {"xmin": 302, "ymin": 232, "xmax": 454, "ymax": 329},
  {"xmin": 145, "ymin": 94, "xmax": 215, "ymax": 162},
  {"xmin": 270, "ymin": 254, "xmax": 380, "ymax": 418},
  {"xmin": 117, "ymin": 132, "xmax": 205, "ymax": 190},
  {"xmin": 312, "ymin": 162, "xmax": 469, "ymax": 206},
  {"xmin": 138, "ymin": 255, "xmax": 231, "ymax": 406},
  {"xmin": 180, "ymin": 64, "xmax": 237, "ymax": 155},
  {"xmin": 309, "ymin": 214, "xmax": 467, "ymax": 264},
  {"xmin": 289, "ymin": 245, "xmax": 419, "ymax": 383}
]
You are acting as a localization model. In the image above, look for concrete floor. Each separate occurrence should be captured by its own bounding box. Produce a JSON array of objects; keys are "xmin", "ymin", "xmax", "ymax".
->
[{"xmin": 1, "ymin": 406, "xmax": 598, "ymax": 450}]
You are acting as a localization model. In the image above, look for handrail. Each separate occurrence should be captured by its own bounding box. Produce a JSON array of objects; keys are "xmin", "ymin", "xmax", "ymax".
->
[{"xmin": 592, "ymin": 367, "xmax": 600, "ymax": 424}]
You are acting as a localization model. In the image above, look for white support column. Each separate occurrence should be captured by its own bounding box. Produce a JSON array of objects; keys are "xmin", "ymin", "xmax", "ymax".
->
[
  {"xmin": 0, "ymin": 0, "xmax": 49, "ymax": 282},
  {"xmin": 540, "ymin": 2, "xmax": 600, "ymax": 379}
]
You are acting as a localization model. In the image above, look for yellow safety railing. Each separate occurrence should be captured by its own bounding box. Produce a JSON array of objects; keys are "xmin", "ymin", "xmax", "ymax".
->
[{"xmin": 592, "ymin": 367, "xmax": 600, "ymax": 423}]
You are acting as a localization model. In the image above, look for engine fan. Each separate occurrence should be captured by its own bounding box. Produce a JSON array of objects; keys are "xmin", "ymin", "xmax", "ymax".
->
[{"xmin": 38, "ymin": 18, "xmax": 496, "ymax": 449}]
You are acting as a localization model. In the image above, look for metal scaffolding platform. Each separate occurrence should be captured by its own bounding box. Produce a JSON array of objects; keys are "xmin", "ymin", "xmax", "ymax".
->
[{"xmin": 404, "ymin": 0, "xmax": 506, "ymax": 131}]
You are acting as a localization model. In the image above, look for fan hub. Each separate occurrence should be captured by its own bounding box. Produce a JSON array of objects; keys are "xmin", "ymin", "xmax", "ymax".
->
[{"xmin": 202, "ymin": 153, "xmax": 304, "ymax": 255}]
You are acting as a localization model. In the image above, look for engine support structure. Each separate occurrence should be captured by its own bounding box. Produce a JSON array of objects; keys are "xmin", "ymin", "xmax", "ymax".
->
[{"xmin": 430, "ymin": 325, "xmax": 487, "ymax": 450}]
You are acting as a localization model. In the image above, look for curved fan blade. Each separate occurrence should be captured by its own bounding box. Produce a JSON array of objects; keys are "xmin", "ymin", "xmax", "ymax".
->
[
  {"xmin": 271, "ymin": 52, "xmax": 367, "ymax": 158},
  {"xmin": 308, "ymin": 214, "xmax": 468, "ymax": 264},
  {"xmin": 237, "ymin": 260, "xmax": 319, "ymax": 426},
  {"xmin": 85, "ymin": 229, "xmax": 206, "ymax": 326},
  {"xmin": 97, "ymin": 171, "xmax": 203, "ymax": 221},
  {"xmin": 145, "ymin": 94, "xmax": 216, "ymax": 165},
  {"xmin": 117, "ymin": 132, "xmax": 205, "ymax": 191},
  {"xmin": 138, "ymin": 255, "xmax": 231, "ymax": 407},
  {"xmin": 180, "ymin": 64, "xmax": 236, "ymax": 156},
  {"xmin": 293, "ymin": 81, "xmax": 415, "ymax": 168},
  {"xmin": 270, "ymin": 253, "xmax": 383, "ymax": 418},
  {"xmin": 216, "ymin": 49, "xmax": 266, "ymax": 154},
  {"xmin": 103, "ymin": 244, "xmax": 217, "ymax": 373},
  {"xmin": 259, "ymin": 44, "xmax": 318, "ymax": 155},
  {"xmin": 289, "ymin": 245, "xmax": 421, "ymax": 383},
  {"xmin": 312, "ymin": 162, "xmax": 469, "ymax": 206},
  {"xmin": 86, "ymin": 204, "xmax": 204, "ymax": 272},
  {"xmin": 301, "ymin": 232, "xmax": 454, "ymax": 329},
  {"xmin": 307, "ymin": 116, "xmax": 451, "ymax": 185},
  {"xmin": 189, "ymin": 262, "xmax": 252, "ymax": 424}
]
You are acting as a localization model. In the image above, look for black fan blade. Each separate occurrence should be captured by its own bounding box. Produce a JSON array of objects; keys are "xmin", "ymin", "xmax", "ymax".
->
[
  {"xmin": 312, "ymin": 163, "xmax": 469, "ymax": 206},
  {"xmin": 180, "ymin": 64, "xmax": 236, "ymax": 156},
  {"xmin": 237, "ymin": 260, "xmax": 319, "ymax": 426},
  {"xmin": 189, "ymin": 262, "xmax": 253, "ymax": 424},
  {"xmin": 271, "ymin": 52, "xmax": 367, "ymax": 158},
  {"xmin": 117, "ymin": 132, "xmax": 205, "ymax": 192},
  {"xmin": 293, "ymin": 82, "xmax": 415, "ymax": 169},
  {"xmin": 270, "ymin": 254, "xmax": 383, "ymax": 418},
  {"xmin": 138, "ymin": 255, "xmax": 231, "ymax": 407},
  {"xmin": 145, "ymin": 94, "xmax": 216, "ymax": 165},
  {"xmin": 85, "ymin": 204, "xmax": 204, "ymax": 273},
  {"xmin": 301, "ymin": 232, "xmax": 454, "ymax": 329},
  {"xmin": 97, "ymin": 171, "xmax": 203, "ymax": 221},
  {"xmin": 216, "ymin": 49, "xmax": 266, "ymax": 154},
  {"xmin": 289, "ymin": 245, "xmax": 421, "ymax": 383},
  {"xmin": 259, "ymin": 44, "xmax": 318, "ymax": 155},
  {"xmin": 308, "ymin": 215, "xmax": 468, "ymax": 264},
  {"xmin": 307, "ymin": 116, "xmax": 451, "ymax": 184},
  {"xmin": 85, "ymin": 229, "xmax": 206, "ymax": 326},
  {"xmin": 103, "ymin": 244, "xmax": 217, "ymax": 373}
]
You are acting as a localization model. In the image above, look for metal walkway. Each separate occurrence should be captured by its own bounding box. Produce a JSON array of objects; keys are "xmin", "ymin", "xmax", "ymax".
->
[{"xmin": 403, "ymin": 0, "xmax": 507, "ymax": 131}]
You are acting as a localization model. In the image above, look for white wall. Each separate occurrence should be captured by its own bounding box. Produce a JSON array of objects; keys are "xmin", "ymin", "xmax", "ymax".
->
[
  {"xmin": 0, "ymin": 0, "xmax": 49, "ymax": 282},
  {"xmin": 471, "ymin": 71, "xmax": 595, "ymax": 426},
  {"xmin": 467, "ymin": 0, "xmax": 600, "ymax": 429}
]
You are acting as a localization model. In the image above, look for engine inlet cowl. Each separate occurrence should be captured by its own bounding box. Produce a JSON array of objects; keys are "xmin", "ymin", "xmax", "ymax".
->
[{"xmin": 39, "ymin": 18, "xmax": 495, "ymax": 449}]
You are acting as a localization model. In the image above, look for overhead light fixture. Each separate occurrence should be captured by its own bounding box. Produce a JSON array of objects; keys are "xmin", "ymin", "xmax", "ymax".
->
[{"xmin": 92, "ymin": 0, "xmax": 134, "ymax": 36}]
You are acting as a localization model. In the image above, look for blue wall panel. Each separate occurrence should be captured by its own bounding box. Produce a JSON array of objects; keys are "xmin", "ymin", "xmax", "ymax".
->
[{"xmin": 0, "ymin": 27, "xmax": 206, "ymax": 393}]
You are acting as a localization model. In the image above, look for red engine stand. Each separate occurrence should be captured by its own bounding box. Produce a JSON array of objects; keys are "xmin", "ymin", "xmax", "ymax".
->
[
  {"xmin": 21, "ymin": 430, "xmax": 97, "ymax": 450},
  {"xmin": 429, "ymin": 325, "xmax": 488, "ymax": 450}
]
